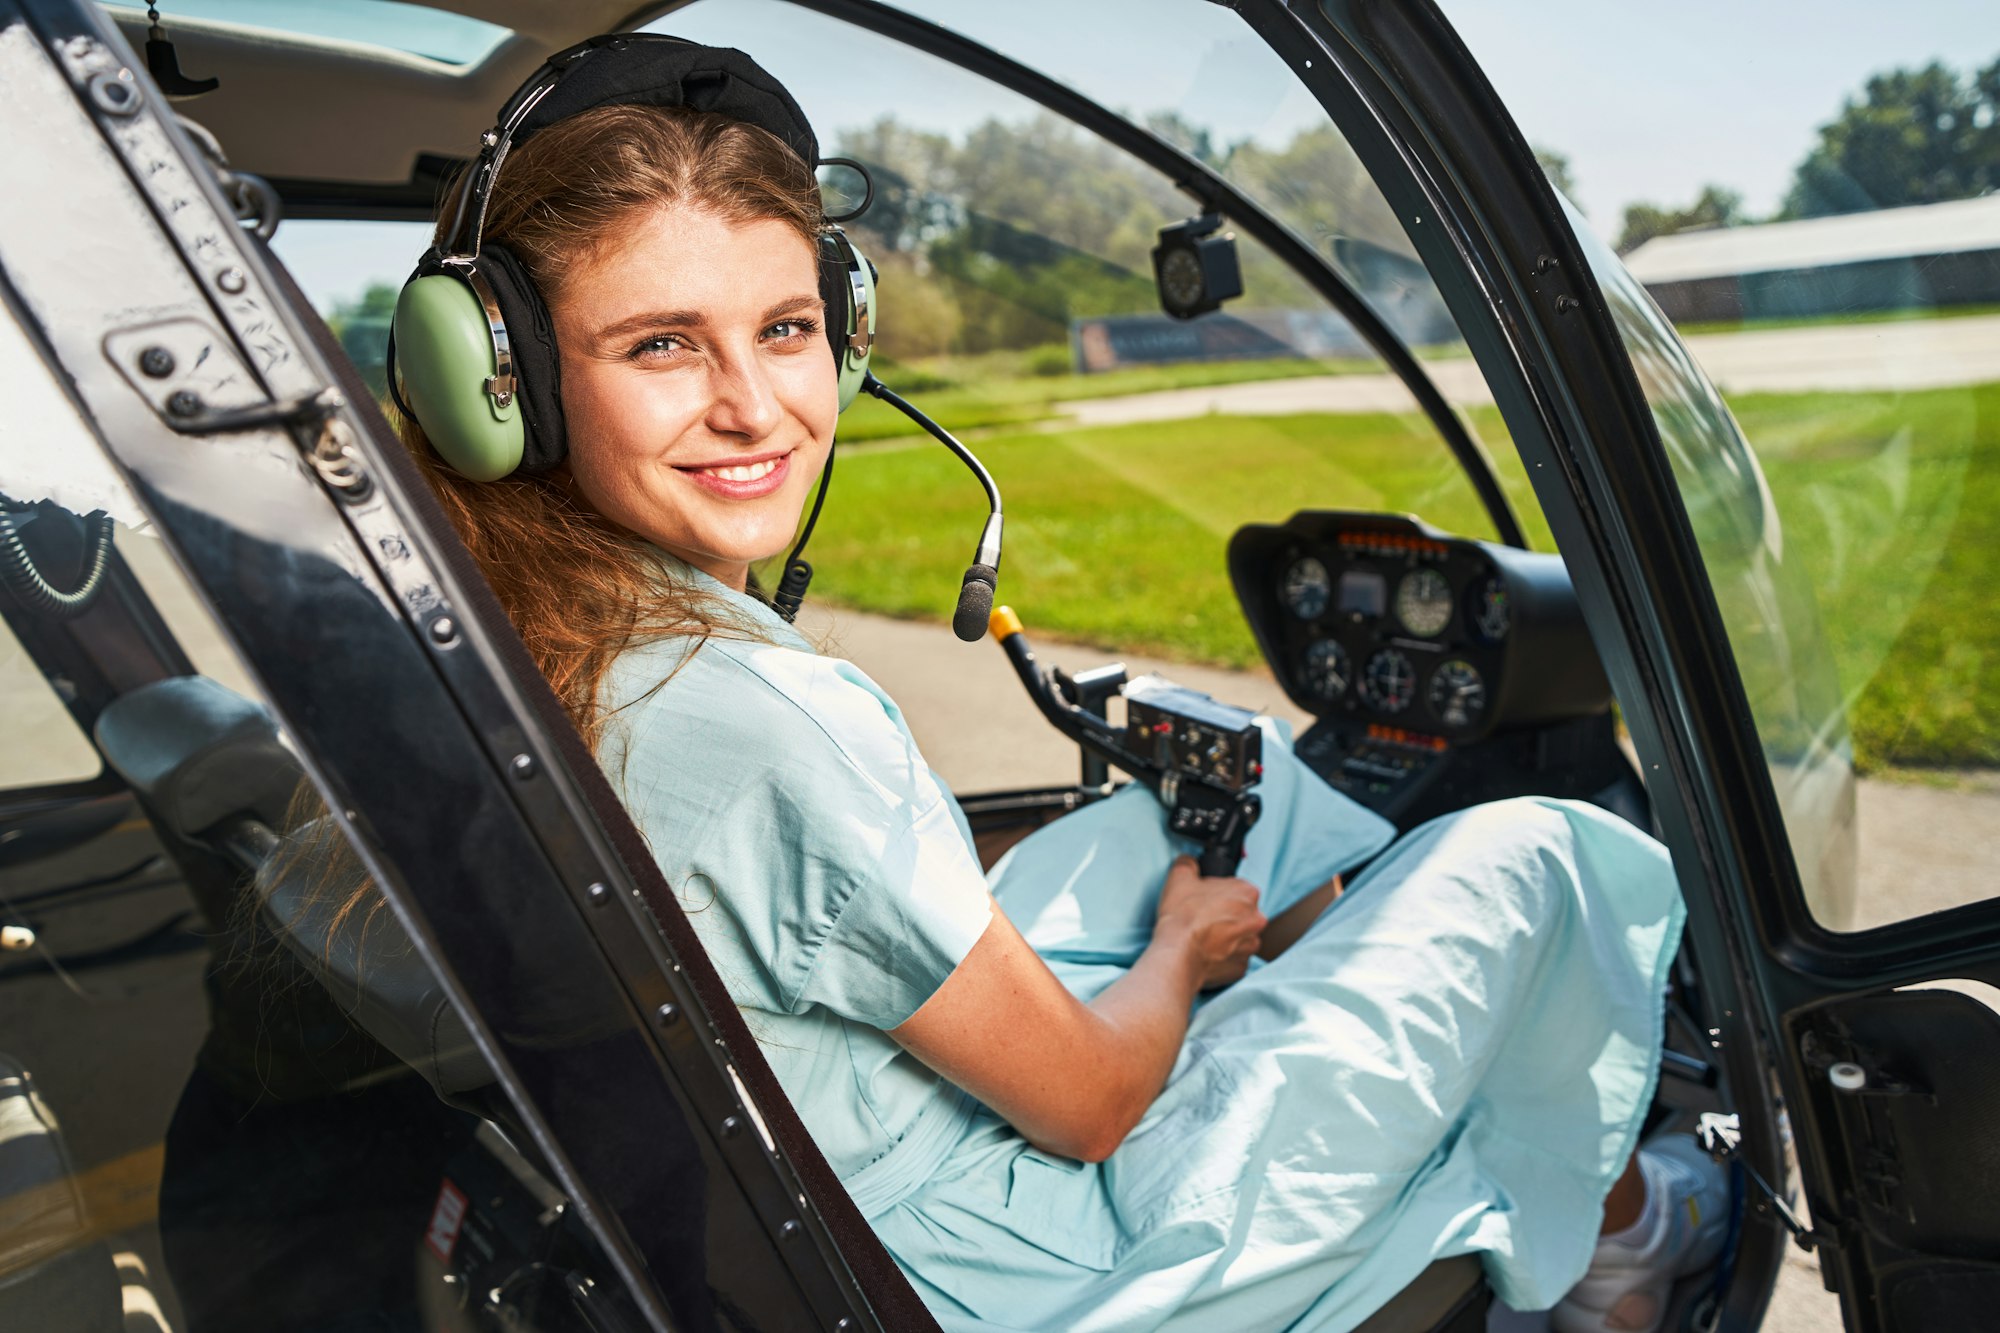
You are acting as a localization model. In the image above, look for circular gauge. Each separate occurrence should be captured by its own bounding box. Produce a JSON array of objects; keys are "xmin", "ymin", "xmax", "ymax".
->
[
  {"xmin": 1395, "ymin": 568, "xmax": 1454, "ymax": 637},
  {"xmin": 1467, "ymin": 576, "xmax": 1511, "ymax": 644},
  {"xmin": 1301, "ymin": 638, "xmax": 1351, "ymax": 702},
  {"xmin": 1359, "ymin": 648, "xmax": 1417, "ymax": 714},
  {"xmin": 1158, "ymin": 248, "xmax": 1206, "ymax": 313},
  {"xmin": 1280, "ymin": 556, "xmax": 1332, "ymax": 620},
  {"xmin": 1428, "ymin": 659, "xmax": 1487, "ymax": 730}
]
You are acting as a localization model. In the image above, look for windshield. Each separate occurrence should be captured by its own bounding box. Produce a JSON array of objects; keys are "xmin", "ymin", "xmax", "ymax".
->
[
  {"xmin": 881, "ymin": 0, "xmax": 1455, "ymax": 348},
  {"xmin": 644, "ymin": 0, "xmax": 1525, "ymax": 794}
]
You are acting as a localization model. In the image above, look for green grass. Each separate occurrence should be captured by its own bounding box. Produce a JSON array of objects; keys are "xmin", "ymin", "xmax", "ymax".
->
[
  {"xmin": 838, "ymin": 352, "xmax": 1391, "ymax": 442},
  {"xmin": 797, "ymin": 381, "xmax": 2000, "ymax": 774},
  {"xmin": 802, "ymin": 408, "xmax": 1538, "ymax": 665},
  {"xmin": 1671, "ymin": 302, "xmax": 2000, "ymax": 338},
  {"xmin": 1725, "ymin": 382, "xmax": 2000, "ymax": 770}
]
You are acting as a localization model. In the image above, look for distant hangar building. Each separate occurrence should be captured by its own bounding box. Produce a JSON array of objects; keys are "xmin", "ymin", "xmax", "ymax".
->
[{"xmin": 1622, "ymin": 193, "xmax": 2000, "ymax": 324}]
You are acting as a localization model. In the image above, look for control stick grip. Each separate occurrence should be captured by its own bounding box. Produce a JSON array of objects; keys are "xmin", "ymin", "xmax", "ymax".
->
[{"xmin": 1197, "ymin": 843, "xmax": 1240, "ymax": 878}]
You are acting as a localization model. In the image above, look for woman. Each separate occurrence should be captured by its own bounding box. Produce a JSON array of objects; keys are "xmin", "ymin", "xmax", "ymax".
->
[{"xmin": 397, "ymin": 60, "xmax": 1725, "ymax": 1333}]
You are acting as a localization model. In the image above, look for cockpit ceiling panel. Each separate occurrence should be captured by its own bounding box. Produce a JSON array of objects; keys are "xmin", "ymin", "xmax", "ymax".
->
[
  {"xmin": 95, "ymin": 0, "xmax": 663, "ymax": 193},
  {"xmin": 103, "ymin": 0, "xmax": 514, "ymax": 66}
]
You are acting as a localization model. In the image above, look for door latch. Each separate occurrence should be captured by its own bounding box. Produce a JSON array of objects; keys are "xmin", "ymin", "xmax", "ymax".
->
[{"xmin": 1696, "ymin": 1112, "xmax": 1820, "ymax": 1251}]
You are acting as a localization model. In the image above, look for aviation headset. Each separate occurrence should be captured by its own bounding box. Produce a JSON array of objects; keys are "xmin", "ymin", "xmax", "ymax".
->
[{"xmin": 388, "ymin": 34, "xmax": 878, "ymax": 484}]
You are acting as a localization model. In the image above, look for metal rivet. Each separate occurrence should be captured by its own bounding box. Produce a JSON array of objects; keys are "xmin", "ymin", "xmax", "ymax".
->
[
  {"xmin": 837, "ymin": 1320, "xmax": 856, "ymax": 1331},
  {"xmin": 1555, "ymin": 294, "xmax": 1580, "ymax": 313},
  {"xmin": 166, "ymin": 389, "xmax": 203, "ymax": 417},
  {"xmin": 216, "ymin": 267, "xmax": 247, "ymax": 294},
  {"xmin": 480, "ymin": 129, "xmax": 500, "ymax": 148},
  {"xmin": 428, "ymin": 616, "xmax": 458, "ymax": 646},
  {"xmin": 720, "ymin": 1115, "xmax": 743, "ymax": 1138},
  {"xmin": 1829, "ymin": 1061, "xmax": 1868, "ymax": 1092},
  {"xmin": 138, "ymin": 345, "xmax": 175, "ymax": 378},
  {"xmin": 1534, "ymin": 254, "xmax": 1559, "ymax": 275},
  {"xmin": 780, "ymin": 1220, "xmax": 802, "ymax": 1241},
  {"xmin": 510, "ymin": 753, "xmax": 536, "ymax": 780},
  {"xmin": 655, "ymin": 1003, "xmax": 679, "ymax": 1026},
  {"xmin": 87, "ymin": 70, "xmax": 140, "ymax": 116},
  {"xmin": 587, "ymin": 882, "xmax": 609, "ymax": 906}
]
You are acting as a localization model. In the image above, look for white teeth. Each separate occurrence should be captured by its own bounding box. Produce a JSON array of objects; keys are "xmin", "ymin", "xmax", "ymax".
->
[{"xmin": 704, "ymin": 458, "xmax": 779, "ymax": 482}]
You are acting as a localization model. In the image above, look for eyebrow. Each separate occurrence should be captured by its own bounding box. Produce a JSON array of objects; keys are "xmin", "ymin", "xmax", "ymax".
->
[{"xmin": 592, "ymin": 294, "xmax": 823, "ymax": 346}]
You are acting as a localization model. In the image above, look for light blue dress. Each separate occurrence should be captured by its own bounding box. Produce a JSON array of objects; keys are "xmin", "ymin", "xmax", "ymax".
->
[{"xmin": 600, "ymin": 558, "xmax": 1685, "ymax": 1332}]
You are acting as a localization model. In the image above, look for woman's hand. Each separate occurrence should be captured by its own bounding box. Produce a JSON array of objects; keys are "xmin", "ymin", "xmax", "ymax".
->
[
  {"xmin": 894, "ymin": 875, "xmax": 1263, "ymax": 1163},
  {"xmin": 1153, "ymin": 856, "xmax": 1266, "ymax": 990}
]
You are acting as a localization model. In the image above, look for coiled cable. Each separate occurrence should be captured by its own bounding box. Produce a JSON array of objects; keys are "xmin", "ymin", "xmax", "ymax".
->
[{"xmin": 0, "ymin": 505, "xmax": 116, "ymax": 620}]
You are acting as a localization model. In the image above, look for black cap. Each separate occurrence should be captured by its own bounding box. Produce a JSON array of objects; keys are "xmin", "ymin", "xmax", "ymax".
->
[{"xmin": 506, "ymin": 34, "xmax": 818, "ymax": 168}]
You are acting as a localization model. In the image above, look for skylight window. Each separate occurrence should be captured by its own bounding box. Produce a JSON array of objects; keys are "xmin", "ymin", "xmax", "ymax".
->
[{"xmin": 105, "ymin": 0, "xmax": 512, "ymax": 67}]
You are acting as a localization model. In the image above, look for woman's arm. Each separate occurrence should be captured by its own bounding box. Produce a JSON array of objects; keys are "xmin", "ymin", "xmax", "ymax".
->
[{"xmin": 891, "ymin": 856, "xmax": 1264, "ymax": 1163}]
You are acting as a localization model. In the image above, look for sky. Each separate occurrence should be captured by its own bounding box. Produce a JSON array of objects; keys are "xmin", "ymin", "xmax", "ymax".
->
[
  {"xmin": 270, "ymin": 0, "xmax": 1997, "ymax": 311},
  {"xmin": 1439, "ymin": 0, "xmax": 1997, "ymax": 224}
]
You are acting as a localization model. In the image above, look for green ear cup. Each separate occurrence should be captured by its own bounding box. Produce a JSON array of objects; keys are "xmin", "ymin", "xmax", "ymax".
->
[
  {"xmin": 831, "ymin": 233, "xmax": 876, "ymax": 413},
  {"xmin": 392, "ymin": 273, "xmax": 525, "ymax": 482}
]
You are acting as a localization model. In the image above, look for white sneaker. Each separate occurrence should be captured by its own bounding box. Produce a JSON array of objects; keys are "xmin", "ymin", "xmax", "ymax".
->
[{"xmin": 1550, "ymin": 1133, "xmax": 1731, "ymax": 1333}]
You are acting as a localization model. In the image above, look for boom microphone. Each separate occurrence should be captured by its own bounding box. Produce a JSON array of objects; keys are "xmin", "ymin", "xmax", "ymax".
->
[{"xmin": 860, "ymin": 374, "xmax": 1004, "ymax": 642}]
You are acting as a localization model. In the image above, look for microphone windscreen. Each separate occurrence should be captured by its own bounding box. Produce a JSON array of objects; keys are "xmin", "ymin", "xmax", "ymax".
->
[{"xmin": 953, "ymin": 565, "xmax": 998, "ymax": 642}]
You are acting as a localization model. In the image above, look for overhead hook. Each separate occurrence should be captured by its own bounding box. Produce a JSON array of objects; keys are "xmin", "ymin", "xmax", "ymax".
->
[{"xmin": 145, "ymin": 3, "xmax": 219, "ymax": 98}]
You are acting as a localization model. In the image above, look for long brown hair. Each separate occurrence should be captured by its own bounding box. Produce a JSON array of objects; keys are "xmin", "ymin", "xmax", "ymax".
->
[
  {"xmin": 410, "ymin": 103, "xmax": 826, "ymax": 745},
  {"xmin": 272, "ymin": 104, "xmax": 828, "ymax": 948}
]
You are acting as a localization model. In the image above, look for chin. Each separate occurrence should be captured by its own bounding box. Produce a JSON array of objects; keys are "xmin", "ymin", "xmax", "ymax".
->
[{"xmin": 682, "ymin": 525, "xmax": 798, "ymax": 572}]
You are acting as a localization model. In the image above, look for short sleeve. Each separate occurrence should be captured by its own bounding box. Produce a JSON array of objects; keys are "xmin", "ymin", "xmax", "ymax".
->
[
  {"xmin": 795, "ymin": 785, "xmax": 996, "ymax": 1027},
  {"xmin": 602, "ymin": 636, "xmax": 994, "ymax": 1032}
]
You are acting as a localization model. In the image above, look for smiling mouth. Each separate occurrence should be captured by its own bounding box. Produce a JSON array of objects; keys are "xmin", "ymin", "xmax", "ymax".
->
[
  {"xmin": 699, "ymin": 458, "xmax": 780, "ymax": 483},
  {"xmin": 676, "ymin": 449, "xmax": 794, "ymax": 499}
]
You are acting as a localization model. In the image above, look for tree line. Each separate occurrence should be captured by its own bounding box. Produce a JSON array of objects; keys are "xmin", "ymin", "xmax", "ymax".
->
[
  {"xmin": 1612, "ymin": 55, "xmax": 2000, "ymax": 254},
  {"xmin": 830, "ymin": 111, "xmax": 1406, "ymax": 362}
]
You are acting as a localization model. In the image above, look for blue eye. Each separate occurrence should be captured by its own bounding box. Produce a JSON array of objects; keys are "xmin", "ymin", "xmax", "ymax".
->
[
  {"xmin": 766, "ymin": 317, "xmax": 820, "ymax": 342},
  {"xmin": 629, "ymin": 333, "xmax": 684, "ymax": 360}
]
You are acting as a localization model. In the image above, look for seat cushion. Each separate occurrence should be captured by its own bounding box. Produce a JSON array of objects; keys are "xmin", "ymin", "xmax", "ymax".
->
[{"xmin": 1352, "ymin": 1255, "xmax": 1489, "ymax": 1332}]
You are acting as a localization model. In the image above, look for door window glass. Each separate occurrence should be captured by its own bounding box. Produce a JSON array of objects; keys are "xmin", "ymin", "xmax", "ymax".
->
[
  {"xmin": 0, "ymin": 293, "xmax": 520, "ymax": 1330},
  {"xmin": 1573, "ymin": 202, "xmax": 1992, "ymax": 933},
  {"xmin": 660, "ymin": 0, "xmax": 1531, "ymax": 790},
  {"xmin": 1468, "ymin": 3, "xmax": 1999, "ymax": 933},
  {"xmin": 0, "ymin": 617, "xmax": 99, "ymax": 788}
]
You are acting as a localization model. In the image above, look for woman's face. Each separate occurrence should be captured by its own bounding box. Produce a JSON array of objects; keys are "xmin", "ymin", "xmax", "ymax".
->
[{"xmin": 553, "ymin": 204, "xmax": 837, "ymax": 591}]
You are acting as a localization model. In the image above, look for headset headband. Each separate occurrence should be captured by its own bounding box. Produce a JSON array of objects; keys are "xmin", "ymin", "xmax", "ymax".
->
[{"xmin": 442, "ymin": 34, "xmax": 823, "ymax": 259}]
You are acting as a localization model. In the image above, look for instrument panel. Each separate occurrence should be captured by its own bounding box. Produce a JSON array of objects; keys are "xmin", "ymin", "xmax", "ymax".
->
[
  {"xmin": 1249, "ymin": 520, "xmax": 1523, "ymax": 740},
  {"xmin": 1229, "ymin": 510, "xmax": 1611, "ymax": 756}
]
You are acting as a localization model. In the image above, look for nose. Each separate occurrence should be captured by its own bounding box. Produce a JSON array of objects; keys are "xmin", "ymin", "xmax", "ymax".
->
[{"xmin": 704, "ymin": 349, "xmax": 785, "ymax": 442}]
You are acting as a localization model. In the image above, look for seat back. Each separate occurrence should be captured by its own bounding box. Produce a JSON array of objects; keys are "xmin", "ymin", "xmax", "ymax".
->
[{"xmin": 93, "ymin": 675, "xmax": 496, "ymax": 1099}]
